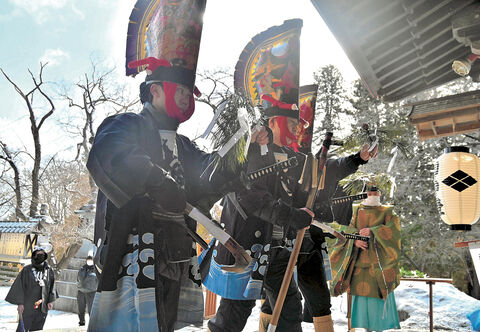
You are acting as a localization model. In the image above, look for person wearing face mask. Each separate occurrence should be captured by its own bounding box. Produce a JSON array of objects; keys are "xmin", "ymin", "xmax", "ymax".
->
[
  {"xmin": 262, "ymin": 83, "xmax": 378, "ymax": 331},
  {"xmin": 206, "ymin": 19, "xmax": 316, "ymax": 332},
  {"xmin": 86, "ymin": 1, "xmax": 268, "ymax": 330},
  {"xmin": 5, "ymin": 246, "xmax": 57, "ymax": 332},
  {"xmin": 329, "ymin": 186, "xmax": 401, "ymax": 332},
  {"xmin": 76, "ymin": 255, "xmax": 97, "ymax": 326}
]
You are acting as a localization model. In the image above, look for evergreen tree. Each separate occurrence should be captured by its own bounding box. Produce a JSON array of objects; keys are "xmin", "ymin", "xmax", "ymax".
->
[
  {"xmin": 338, "ymin": 78, "xmax": 480, "ymax": 296},
  {"xmin": 313, "ymin": 65, "xmax": 349, "ymax": 144}
]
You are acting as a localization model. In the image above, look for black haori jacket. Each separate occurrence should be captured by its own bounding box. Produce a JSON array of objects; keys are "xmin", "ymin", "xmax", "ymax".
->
[
  {"xmin": 87, "ymin": 105, "xmax": 225, "ymax": 292},
  {"xmin": 291, "ymin": 153, "xmax": 366, "ymax": 252},
  {"xmin": 212, "ymin": 147, "xmax": 364, "ymax": 288},
  {"xmin": 6, "ymin": 263, "xmax": 56, "ymax": 314},
  {"xmin": 212, "ymin": 143, "xmax": 308, "ymax": 288}
]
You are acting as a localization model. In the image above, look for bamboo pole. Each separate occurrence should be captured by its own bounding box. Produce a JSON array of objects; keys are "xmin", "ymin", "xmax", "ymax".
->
[{"xmin": 267, "ymin": 228, "xmax": 306, "ymax": 332}]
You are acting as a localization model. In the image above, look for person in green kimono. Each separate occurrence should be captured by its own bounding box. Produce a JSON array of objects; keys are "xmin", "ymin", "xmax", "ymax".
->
[{"xmin": 329, "ymin": 186, "xmax": 401, "ymax": 331}]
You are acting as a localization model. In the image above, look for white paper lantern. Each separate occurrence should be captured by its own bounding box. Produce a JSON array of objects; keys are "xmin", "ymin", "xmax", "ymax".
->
[{"xmin": 434, "ymin": 146, "xmax": 480, "ymax": 230}]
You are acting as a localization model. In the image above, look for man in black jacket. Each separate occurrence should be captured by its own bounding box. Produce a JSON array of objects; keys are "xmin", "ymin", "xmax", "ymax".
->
[
  {"xmin": 76, "ymin": 255, "xmax": 97, "ymax": 326},
  {"xmin": 87, "ymin": 53, "xmax": 267, "ymax": 331},
  {"xmin": 207, "ymin": 117, "xmax": 314, "ymax": 332},
  {"xmin": 259, "ymin": 80, "xmax": 378, "ymax": 330},
  {"xmin": 6, "ymin": 246, "xmax": 57, "ymax": 332},
  {"xmin": 273, "ymin": 144, "xmax": 377, "ymax": 332}
]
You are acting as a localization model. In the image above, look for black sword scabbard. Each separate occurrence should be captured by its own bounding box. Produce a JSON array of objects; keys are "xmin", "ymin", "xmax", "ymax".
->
[
  {"xmin": 247, "ymin": 156, "xmax": 298, "ymax": 181},
  {"xmin": 341, "ymin": 231, "xmax": 370, "ymax": 242},
  {"xmin": 331, "ymin": 193, "xmax": 368, "ymax": 205}
]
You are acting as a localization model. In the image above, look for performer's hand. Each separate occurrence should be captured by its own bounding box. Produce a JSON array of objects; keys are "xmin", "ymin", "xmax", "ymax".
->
[
  {"xmin": 360, "ymin": 143, "xmax": 378, "ymax": 161},
  {"xmin": 354, "ymin": 240, "xmax": 368, "ymax": 250},
  {"xmin": 251, "ymin": 126, "xmax": 269, "ymax": 145},
  {"xmin": 359, "ymin": 228, "xmax": 371, "ymax": 236},
  {"xmin": 292, "ymin": 208, "xmax": 315, "ymax": 231},
  {"xmin": 148, "ymin": 175, "xmax": 186, "ymax": 214},
  {"xmin": 17, "ymin": 304, "xmax": 24, "ymax": 314},
  {"xmin": 301, "ymin": 207, "xmax": 315, "ymax": 219},
  {"xmin": 215, "ymin": 170, "xmax": 251, "ymax": 192},
  {"xmin": 47, "ymin": 302, "xmax": 53, "ymax": 310}
]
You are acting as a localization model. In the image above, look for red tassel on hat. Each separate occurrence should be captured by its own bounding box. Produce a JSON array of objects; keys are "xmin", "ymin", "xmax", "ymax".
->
[
  {"xmin": 128, "ymin": 57, "xmax": 171, "ymax": 72},
  {"xmin": 261, "ymin": 94, "xmax": 297, "ymax": 110}
]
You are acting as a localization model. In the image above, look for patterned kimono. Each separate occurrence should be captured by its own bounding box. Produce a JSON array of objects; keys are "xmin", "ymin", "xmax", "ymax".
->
[
  {"xmin": 204, "ymin": 143, "xmax": 305, "ymax": 299},
  {"xmin": 6, "ymin": 263, "xmax": 57, "ymax": 332},
  {"xmin": 87, "ymin": 104, "xmax": 226, "ymax": 332},
  {"xmin": 206, "ymin": 143, "xmax": 308, "ymax": 332},
  {"xmin": 329, "ymin": 204, "xmax": 401, "ymax": 331}
]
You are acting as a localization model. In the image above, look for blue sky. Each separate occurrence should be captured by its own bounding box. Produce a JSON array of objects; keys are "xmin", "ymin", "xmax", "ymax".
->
[
  {"xmin": 0, "ymin": 0, "xmax": 359, "ymax": 156},
  {"xmin": 0, "ymin": 1, "xmax": 120, "ymax": 118},
  {"xmin": 0, "ymin": 1, "xmax": 136, "ymax": 155}
]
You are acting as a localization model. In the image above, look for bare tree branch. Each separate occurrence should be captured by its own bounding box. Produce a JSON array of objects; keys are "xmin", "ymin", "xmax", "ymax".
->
[
  {"xmin": 0, "ymin": 140, "xmax": 27, "ymax": 220},
  {"xmin": 1, "ymin": 63, "xmax": 56, "ymax": 217}
]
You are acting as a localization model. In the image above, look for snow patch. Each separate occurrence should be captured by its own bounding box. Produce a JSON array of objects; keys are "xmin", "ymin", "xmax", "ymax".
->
[{"xmin": 1, "ymin": 279, "xmax": 480, "ymax": 331}]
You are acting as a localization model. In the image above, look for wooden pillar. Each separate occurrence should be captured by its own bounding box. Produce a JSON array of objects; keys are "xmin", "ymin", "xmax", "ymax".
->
[
  {"xmin": 196, "ymin": 241, "xmax": 217, "ymax": 319},
  {"xmin": 24, "ymin": 235, "xmax": 29, "ymax": 257},
  {"xmin": 24, "ymin": 234, "xmax": 37, "ymax": 258},
  {"xmin": 347, "ymin": 293, "xmax": 355, "ymax": 331},
  {"xmin": 400, "ymin": 278, "xmax": 452, "ymax": 332},
  {"xmin": 204, "ymin": 289, "xmax": 217, "ymax": 319},
  {"xmin": 428, "ymin": 281, "xmax": 434, "ymax": 332}
]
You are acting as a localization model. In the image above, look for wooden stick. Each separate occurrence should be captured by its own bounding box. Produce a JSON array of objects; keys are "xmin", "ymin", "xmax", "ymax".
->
[
  {"xmin": 267, "ymin": 228, "xmax": 306, "ymax": 332},
  {"xmin": 268, "ymin": 133, "xmax": 332, "ymax": 331},
  {"xmin": 347, "ymin": 293, "xmax": 353, "ymax": 331}
]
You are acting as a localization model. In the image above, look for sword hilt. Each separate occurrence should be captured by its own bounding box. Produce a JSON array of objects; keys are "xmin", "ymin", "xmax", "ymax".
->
[
  {"xmin": 331, "ymin": 193, "xmax": 368, "ymax": 205},
  {"xmin": 341, "ymin": 231, "xmax": 370, "ymax": 242},
  {"xmin": 247, "ymin": 156, "xmax": 298, "ymax": 181}
]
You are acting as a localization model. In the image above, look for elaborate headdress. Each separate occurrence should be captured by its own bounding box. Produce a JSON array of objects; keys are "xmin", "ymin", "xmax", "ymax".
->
[
  {"xmin": 125, "ymin": 0, "xmax": 206, "ymax": 122},
  {"xmin": 296, "ymin": 84, "xmax": 318, "ymax": 153},
  {"xmin": 234, "ymin": 19, "xmax": 302, "ymax": 120}
]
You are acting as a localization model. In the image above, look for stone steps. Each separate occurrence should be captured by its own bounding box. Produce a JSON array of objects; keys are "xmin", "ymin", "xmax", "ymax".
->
[
  {"xmin": 67, "ymin": 258, "xmax": 85, "ymax": 270},
  {"xmin": 53, "ymin": 240, "xmax": 95, "ymax": 314},
  {"xmin": 59, "ymin": 268, "xmax": 78, "ymax": 282},
  {"xmin": 0, "ymin": 263, "xmax": 22, "ymax": 286},
  {"xmin": 0, "ymin": 264, "xmax": 21, "ymax": 277},
  {"xmin": 0, "ymin": 274, "xmax": 14, "ymax": 286},
  {"xmin": 53, "ymin": 294, "xmax": 78, "ymax": 314},
  {"xmin": 55, "ymin": 256, "xmax": 88, "ymax": 313},
  {"xmin": 56, "ymin": 280, "xmax": 78, "ymax": 298}
]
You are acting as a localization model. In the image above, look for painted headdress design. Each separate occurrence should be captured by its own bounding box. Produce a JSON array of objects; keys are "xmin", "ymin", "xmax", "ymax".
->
[
  {"xmin": 234, "ymin": 19, "xmax": 302, "ymax": 120},
  {"xmin": 296, "ymin": 84, "xmax": 318, "ymax": 153},
  {"xmin": 125, "ymin": 0, "xmax": 206, "ymax": 122},
  {"xmin": 126, "ymin": 0, "xmax": 206, "ymax": 90}
]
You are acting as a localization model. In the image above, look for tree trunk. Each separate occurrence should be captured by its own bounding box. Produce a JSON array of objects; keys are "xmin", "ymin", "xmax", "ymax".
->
[
  {"xmin": 13, "ymin": 166, "xmax": 26, "ymax": 221},
  {"xmin": 0, "ymin": 142, "xmax": 27, "ymax": 221},
  {"xmin": 29, "ymin": 128, "xmax": 41, "ymax": 217}
]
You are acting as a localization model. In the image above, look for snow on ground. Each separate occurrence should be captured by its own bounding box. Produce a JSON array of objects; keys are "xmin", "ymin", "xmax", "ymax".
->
[
  {"xmin": 395, "ymin": 281, "xmax": 480, "ymax": 331},
  {"xmin": 1, "ymin": 281, "xmax": 480, "ymax": 331}
]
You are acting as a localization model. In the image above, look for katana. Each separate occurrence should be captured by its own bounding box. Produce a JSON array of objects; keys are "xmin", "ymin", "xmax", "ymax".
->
[
  {"xmin": 331, "ymin": 193, "xmax": 367, "ymax": 205},
  {"xmin": 246, "ymin": 156, "xmax": 298, "ymax": 181},
  {"xmin": 311, "ymin": 220, "xmax": 370, "ymax": 243}
]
